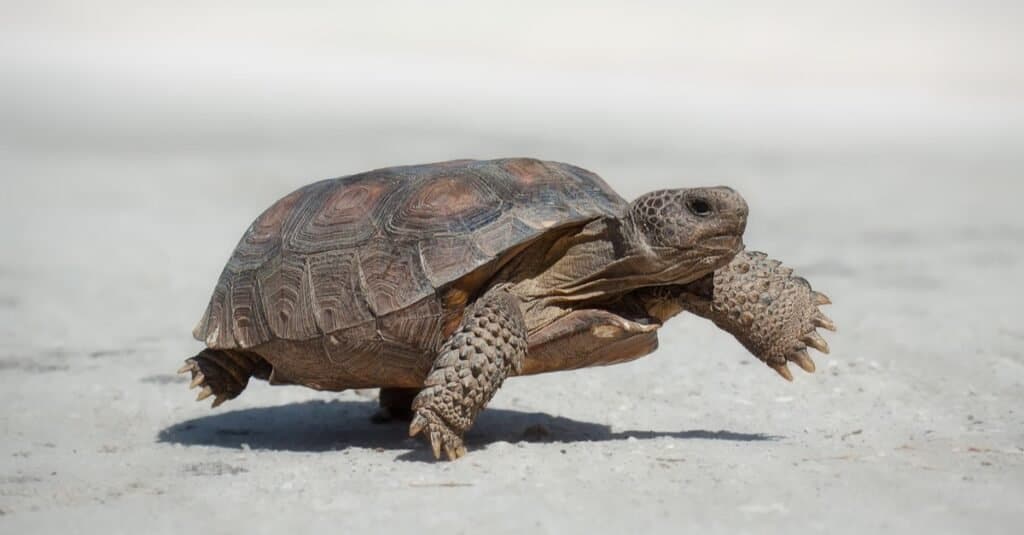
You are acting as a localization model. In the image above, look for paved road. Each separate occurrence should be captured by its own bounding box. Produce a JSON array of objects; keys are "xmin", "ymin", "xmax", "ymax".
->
[{"xmin": 2, "ymin": 2, "xmax": 1022, "ymax": 533}]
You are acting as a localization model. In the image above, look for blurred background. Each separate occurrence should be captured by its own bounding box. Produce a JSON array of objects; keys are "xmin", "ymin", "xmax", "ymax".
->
[
  {"xmin": 3, "ymin": 0, "xmax": 1022, "ymax": 348},
  {"xmin": 5, "ymin": 1, "xmax": 1022, "ymax": 160},
  {"xmin": 2, "ymin": 1, "xmax": 1023, "ymax": 533}
]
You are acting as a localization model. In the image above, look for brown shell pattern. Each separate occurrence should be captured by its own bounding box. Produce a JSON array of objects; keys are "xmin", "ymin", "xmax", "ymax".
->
[{"xmin": 193, "ymin": 158, "xmax": 626, "ymax": 350}]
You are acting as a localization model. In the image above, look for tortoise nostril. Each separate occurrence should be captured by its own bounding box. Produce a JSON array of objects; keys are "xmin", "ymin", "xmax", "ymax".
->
[{"xmin": 688, "ymin": 198, "xmax": 712, "ymax": 217}]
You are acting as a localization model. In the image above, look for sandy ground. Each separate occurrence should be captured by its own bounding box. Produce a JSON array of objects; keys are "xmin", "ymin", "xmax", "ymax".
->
[{"xmin": 2, "ymin": 2, "xmax": 1024, "ymax": 534}]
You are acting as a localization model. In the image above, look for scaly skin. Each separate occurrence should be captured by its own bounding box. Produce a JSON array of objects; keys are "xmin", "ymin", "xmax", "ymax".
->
[
  {"xmin": 409, "ymin": 288, "xmax": 528, "ymax": 460},
  {"xmin": 639, "ymin": 251, "xmax": 836, "ymax": 380}
]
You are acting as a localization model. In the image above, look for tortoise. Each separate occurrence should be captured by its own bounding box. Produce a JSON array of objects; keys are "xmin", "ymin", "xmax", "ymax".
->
[{"xmin": 181, "ymin": 158, "xmax": 835, "ymax": 460}]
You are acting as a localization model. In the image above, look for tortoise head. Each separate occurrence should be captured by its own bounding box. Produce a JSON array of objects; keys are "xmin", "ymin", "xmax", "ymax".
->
[{"xmin": 626, "ymin": 186, "xmax": 748, "ymax": 281}]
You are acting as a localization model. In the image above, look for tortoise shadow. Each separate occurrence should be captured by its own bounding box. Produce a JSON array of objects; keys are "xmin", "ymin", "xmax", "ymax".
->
[{"xmin": 158, "ymin": 400, "xmax": 779, "ymax": 461}]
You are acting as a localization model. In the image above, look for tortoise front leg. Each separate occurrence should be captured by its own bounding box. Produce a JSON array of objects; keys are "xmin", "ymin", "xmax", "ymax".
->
[
  {"xmin": 642, "ymin": 251, "xmax": 836, "ymax": 381},
  {"xmin": 409, "ymin": 288, "xmax": 528, "ymax": 461}
]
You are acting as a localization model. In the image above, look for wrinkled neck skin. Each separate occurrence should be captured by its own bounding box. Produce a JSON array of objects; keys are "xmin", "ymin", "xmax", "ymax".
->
[{"xmin": 506, "ymin": 215, "xmax": 737, "ymax": 332}]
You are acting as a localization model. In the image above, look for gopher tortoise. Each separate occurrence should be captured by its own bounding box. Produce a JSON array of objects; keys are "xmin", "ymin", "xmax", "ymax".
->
[{"xmin": 181, "ymin": 158, "xmax": 835, "ymax": 459}]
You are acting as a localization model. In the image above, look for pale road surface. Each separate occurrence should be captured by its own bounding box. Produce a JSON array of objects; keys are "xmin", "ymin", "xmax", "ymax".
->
[{"xmin": 1, "ymin": 2, "xmax": 1023, "ymax": 534}]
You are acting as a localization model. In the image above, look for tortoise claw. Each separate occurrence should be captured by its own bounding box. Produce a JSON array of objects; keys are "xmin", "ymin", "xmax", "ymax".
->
[
  {"xmin": 409, "ymin": 415, "xmax": 426, "ymax": 438},
  {"xmin": 770, "ymin": 363, "xmax": 794, "ymax": 382},
  {"xmin": 791, "ymin": 349, "xmax": 816, "ymax": 373},
  {"xmin": 195, "ymin": 383, "xmax": 214, "ymax": 399},
  {"xmin": 813, "ymin": 312, "xmax": 837, "ymax": 332},
  {"xmin": 429, "ymin": 431, "xmax": 443, "ymax": 459},
  {"xmin": 196, "ymin": 386, "xmax": 214, "ymax": 402},
  {"xmin": 803, "ymin": 332, "xmax": 831, "ymax": 355}
]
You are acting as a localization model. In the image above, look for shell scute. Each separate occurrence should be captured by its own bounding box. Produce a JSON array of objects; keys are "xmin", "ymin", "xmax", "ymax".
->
[
  {"xmin": 471, "ymin": 213, "xmax": 536, "ymax": 257},
  {"xmin": 257, "ymin": 255, "xmax": 319, "ymax": 340},
  {"xmin": 307, "ymin": 249, "xmax": 374, "ymax": 334},
  {"xmin": 199, "ymin": 279, "xmax": 234, "ymax": 347},
  {"xmin": 286, "ymin": 175, "xmax": 389, "ymax": 254},
  {"xmin": 229, "ymin": 272, "xmax": 269, "ymax": 347},
  {"xmin": 378, "ymin": 296, "xmax": 445, "ymax": 353},
  {"xmin": 356, "ymin": 241, "xmax": 434, "ymax": 317},
  {"xmin": 381, "ymin": 172, "xmax": 504, "ymax": 238},
  {"xmin": 228, "ymin": 186, "xmax": 305, "ymax": 271},
  {"xmin": 417, "ymin": 235, "xmax": 491, "ymax": 288}
]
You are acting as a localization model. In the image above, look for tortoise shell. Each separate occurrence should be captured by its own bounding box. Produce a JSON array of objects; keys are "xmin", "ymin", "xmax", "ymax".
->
[{"xmin": 193, "ymin": 158, "xmax": 626, "ymax": 355}]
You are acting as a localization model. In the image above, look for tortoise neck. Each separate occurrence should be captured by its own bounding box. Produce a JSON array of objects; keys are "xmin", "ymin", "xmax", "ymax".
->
[{"xmin": 510, "ymin": 215, "xmax": 664, "ymax": 303}]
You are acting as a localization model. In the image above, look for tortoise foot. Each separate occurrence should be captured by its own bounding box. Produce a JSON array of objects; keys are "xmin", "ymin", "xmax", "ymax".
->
[
  {"xmin": 177, "ymin": 349, "xmax": 269, "ymax": 408},
  {"xmin": 679, "ymin": 251, "xmax": 837, "ymax": 381},
  {"xmin": 409, "ymin": 408, "xmax": 467, "ymax": 461}
]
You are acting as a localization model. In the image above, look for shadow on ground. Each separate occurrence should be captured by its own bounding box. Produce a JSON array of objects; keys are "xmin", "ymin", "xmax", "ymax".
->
[{"xmin": 159, "ymin": 400, "xmax": 778, "ymax": 459}]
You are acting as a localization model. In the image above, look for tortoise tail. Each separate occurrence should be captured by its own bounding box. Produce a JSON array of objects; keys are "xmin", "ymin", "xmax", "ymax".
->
[{"xmin": 177, "ymin": 349, "xmax": 271, "ymax": 408}]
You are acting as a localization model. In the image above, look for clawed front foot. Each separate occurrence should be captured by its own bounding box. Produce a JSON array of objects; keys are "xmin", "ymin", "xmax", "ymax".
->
[
  {"xmin": 709, "ymin": 251, "xmax": 837, "ymax": 380},
  {"xmin": 672, "ymin": 251, "xmax": 837, "ymax": 380},
  {"xmin": 763, "ymin": 277, "xmax": 836, "ymax": 381}
]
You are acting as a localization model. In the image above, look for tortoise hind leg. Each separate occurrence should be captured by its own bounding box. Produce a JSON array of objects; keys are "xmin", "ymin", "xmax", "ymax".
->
[
  {"xmin": 178, "ymin": 349, "xmax": 271, "ymax": 408},
  {"xmin": 371, "ymin": 387, "xmax": 420, "ymax": 423}
]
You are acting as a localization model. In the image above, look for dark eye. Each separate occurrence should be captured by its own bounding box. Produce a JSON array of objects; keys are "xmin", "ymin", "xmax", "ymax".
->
[{"xmin": 688, "ymin": 198, "xmax": 712, "ymax": 216}]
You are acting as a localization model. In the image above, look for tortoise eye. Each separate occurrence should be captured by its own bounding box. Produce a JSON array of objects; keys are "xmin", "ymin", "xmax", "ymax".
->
[{"xmin": 687, "ymin": 198, "xmax": 712, "ymax": 217}]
